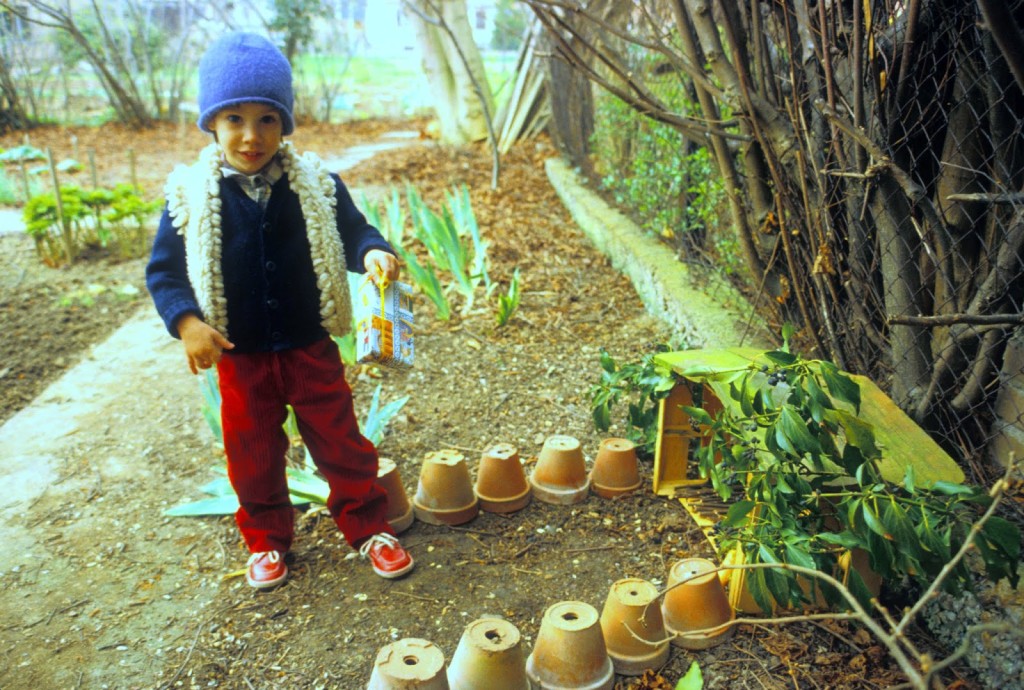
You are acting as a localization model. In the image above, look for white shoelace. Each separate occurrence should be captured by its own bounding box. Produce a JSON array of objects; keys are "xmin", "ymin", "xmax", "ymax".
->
[
  {"xmin": 358, "ymin": 533, "xmax": 399, "ymax": 558},
  {"xmin": 247, "ymin": 550, "xmax": 282, "ymax": 566}
]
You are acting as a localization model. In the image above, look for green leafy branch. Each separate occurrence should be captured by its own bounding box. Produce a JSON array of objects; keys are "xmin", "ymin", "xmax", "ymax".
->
[
  {"xmin": 683, "ymin": 349, "xmax": 1020, "ymax": 612},
  {"xmin": 590, "ymin": 344, "xmax": 678, "ymax": 457},
  {"xmin": 652, "ymin": 455, "xmax": 1022, "ymax": 690}
]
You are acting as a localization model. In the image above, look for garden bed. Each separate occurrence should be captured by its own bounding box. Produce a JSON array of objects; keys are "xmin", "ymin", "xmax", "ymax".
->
[{"xmin": 0, "ymin": 121, "xmax": 967, "ymax": 689}]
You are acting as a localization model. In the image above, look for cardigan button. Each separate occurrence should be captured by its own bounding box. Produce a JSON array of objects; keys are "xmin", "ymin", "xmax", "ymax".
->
[
  {"xmin": 271, "ymin": 331, "xmax": 283, "ymax": 342},
  {"xmin": 265, "ymin": 261, "xmax": 277, "ymax": 272},
  {"xmin": 267, "ymin": 298, "xmax": 279, "ymax": 310}
]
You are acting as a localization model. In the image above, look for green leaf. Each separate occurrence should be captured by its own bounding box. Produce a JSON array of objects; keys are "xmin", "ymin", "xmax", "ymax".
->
[
  {"xmin": 361, "ymin": 384, "xmax": 409, "ymax": 447},
  {"xmin": 819, "ymin": 361, "xmax": 861, "ymax": 411},
  {"xmin": 747, "ymin": 566, "xmax": 774, "ymax": 614},
  {"xmin": 778, "ymin": 406, "xmax": 821, "ymax": 454},
  {"xmin": 764, "ymin": 350, "xmax": 798, "ymax": 366},
  {"xmin": 981, "ymin": 516, "xmax": 1022, "ymax": 560},
  {"xmin": 759, "ymin": 545, "xmax": 793, "ymax": 607},
  {"xmin": 817, "ymin": 531, "xmax": 865, "ymax": 549},
  {"xmin": 903, "ymin": 464, "xmax": 917, "ymax": 494},
  {"xmin": 930, "ymin": 481, "xmax": 974, "ymax": 496},
  {"xmin": 599, "ymin": 349, "xmax": 616, "ymax": 374},
  {"xmin": 784, "ymin": 543, "xmax": 817, "ymax": 570},
  {"xmin": 805, "ymin": 376, "xmax": 834, "ymax": 412},
  {"xmin": 723, "ymin": 500, "xmax": 757, "ymax": 527},
  {"xmin": 164, "ymin": 495, "xmax": 241, "ymax": 516},
  {"xmin": 781, "ymin": 323, "xmax": 795, "ymax": 349},
  {"xmin": 865, "ymin": 530, "xmax": 896, "ymax": 577},
  {"xmin": 844, "ymin": 568, "xmax": 875, "ymax": 610},
  {"xmin": 861, "ymin": 503, "xmax": 892, "ymax": 540},
  {"xmin": 828, "ymin": 409, "xmax": 878, "ymax": 459},
  {"xmin": 919, "ymin": 523, "xmax": 951, "ymax": 562},
  {"xmin": 681, "ymin": 405, "xmax": 713, "ymax": 426},
  {"xmin": 675, "ymin": 661, "xmax": 704, "ymax": 690},
  {"xmin": 769, "ymin": 420, "xmax": 795, "ymax": 456},
  {"xmin": 737, "ymin": 381, "xmax": 754, "ymax": 417},
  {"xmin": 199, "ymin": 477, "xmax": 235, "ymax": 496},
  {"xmin": 883, "ymin": 500, "xmax": 922, "ymax": 560},
  {"xmin": 285, "ymin": 466, "xmax": 330, "ymax": 504}
]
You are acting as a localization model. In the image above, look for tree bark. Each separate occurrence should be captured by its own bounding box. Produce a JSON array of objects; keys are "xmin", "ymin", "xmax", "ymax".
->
[
  {"xmin": 0, "ymin": 50, "xmax": 28, "ymax": 132},
  {"xmin": 406, "ymin": 0, "xmax": 495, "ymax": 145}
]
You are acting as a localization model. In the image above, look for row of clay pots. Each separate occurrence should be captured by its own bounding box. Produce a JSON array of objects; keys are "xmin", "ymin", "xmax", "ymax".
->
[
  {"xmin": 376, "ymin": 436, "xmax": 644, "ymax": 532},
  {"xmin": 366, "ymin": 558, "xmax": 735, "ymax": 689}
]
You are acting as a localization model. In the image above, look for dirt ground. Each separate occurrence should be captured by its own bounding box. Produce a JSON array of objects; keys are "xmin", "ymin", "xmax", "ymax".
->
[{"xmin": 0, "ymin": 122, "xmax": 966, "ymax": 689}]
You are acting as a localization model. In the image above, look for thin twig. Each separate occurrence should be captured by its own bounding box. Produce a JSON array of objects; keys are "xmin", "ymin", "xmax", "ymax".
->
[
  {"xmin": 390, "ymin": 590, "xmax": 442, "ymax": 604},
  {"xmin": 157, "ymin": 618, "xmax": 206, "ymax": 690}
]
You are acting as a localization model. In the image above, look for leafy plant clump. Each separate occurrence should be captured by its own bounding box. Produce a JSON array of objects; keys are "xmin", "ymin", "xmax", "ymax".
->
[
  {"xmin": 683, "ymin": 347, "xmax": 1021, "ymax": 612},
  {"xmin": 590, "ymin": 63, "xmax": 730, "ymax": 268},
  {"xmin": 362, "ymin": 184, "xmax": 503, "ymax": 323},
  {"xmin": 23, "ymin": 183, "xmax": 160, "ymax": 265},
  {"xmin": 495, "ymin": 267, "xmax": 521, "ymax": 327},
  {"xmin": 590, "ymin": 344, "xmax": 678, "ymax": 458}
]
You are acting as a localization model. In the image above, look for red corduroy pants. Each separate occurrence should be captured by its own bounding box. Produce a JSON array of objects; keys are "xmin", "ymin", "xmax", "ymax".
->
[{"xmin": 216, "ymin": 337, "xmax": 391, "ymax": 553}]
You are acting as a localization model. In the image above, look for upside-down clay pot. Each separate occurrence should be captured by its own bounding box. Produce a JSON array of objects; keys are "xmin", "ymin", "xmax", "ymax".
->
[
  {"xmin": 599, "ymin": 578, "xmax": 670, "ymax": 675},
  {"xmin": 367, "ymin": 638, "xmax": 450, "ymax": 690},
  {"xmin": 413, "ymin": 449, "xmax": 479, "ymax": 525},
  {"xmin": 475, "ymin": 443, "xmax": 532, "ymax": 514},
  {"xmin": 661, "ymin": 558, "xmax": 735, "ymax": 650},
  {"xmin": 377, "ymin": 457, "xmax": 414, "ymax": 534},
  {"xmin": 529, "ymin": 435, "xmax": 590, "ymax": 505},
  {"xmin": 525, "ymin": 601, "xmax": 614, "ymax": 690},
  {"xmin": 589, "ymin": 438, "xmax": 642, "ymax": 498},
  {"xmin": 447, "ymin": 617, "xmax": 531, "ymax": 690}
]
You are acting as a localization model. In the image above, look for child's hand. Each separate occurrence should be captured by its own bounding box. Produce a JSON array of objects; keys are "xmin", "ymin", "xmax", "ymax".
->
[
  {"xmin": 177, "ymin": 314, "xmax": 234, "ymax": 375},
  {"xmin": 364, "ymin": 249, "xmax": 400, "ymax": 285}
]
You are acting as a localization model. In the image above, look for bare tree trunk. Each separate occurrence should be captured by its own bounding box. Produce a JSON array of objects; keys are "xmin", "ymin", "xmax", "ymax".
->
[
  {"xmin": 406, "ymin": 0, "xmax": 495, "ymax": 145},
  {"xmin": 0, "ymin": 51, "xmax": 28, "ymax": 132},
  {"xmin": 671, "ymin": 0, "xmax": 765, "ymax": 281}
]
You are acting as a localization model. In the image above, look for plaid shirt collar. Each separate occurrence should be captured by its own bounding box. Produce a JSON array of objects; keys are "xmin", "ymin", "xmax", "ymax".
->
[{"xmin": 221, "ymin": 156, "xmax": 284, "ymax": 209}]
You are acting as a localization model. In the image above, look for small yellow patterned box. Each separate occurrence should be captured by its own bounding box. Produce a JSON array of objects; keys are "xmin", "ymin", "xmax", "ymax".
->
[{"xmin": 356, "ymin": 279, "xmax": 414, "ymax": 368}]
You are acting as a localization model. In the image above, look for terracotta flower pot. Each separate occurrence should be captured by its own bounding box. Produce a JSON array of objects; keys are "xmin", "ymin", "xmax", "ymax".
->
[
  {"xmin": 377, "ymin": 457, "xmax": 414, "ymax": 534},
  {"xmin": 447, "ymin": 617, "xmax": 530, "ymax": 690},
  {"xmin": 661, "ymin": 558, "xmax": 735, "ymax": 650},
  {"xmin": 589, "ymin": 438, "xmax": 642, "ymax": 498},
  {"xmin": 368, "ymin": 637, "xmax": 450, "ymax": 690},
  {"xmin": 413, "ymin": 449, "xmax": 479, "ymax": 525},
  {"xmin": 525, "ymin": 601, "xmax": 614, "ymax": 690},
  {"xmin": 475, "ymin": 443, "xmax": 532, "ymax": 514},
  {"xmin": 599, "ymin": 578, "xmax": 670, "ymax": 676},
  {"xmin": 529, "ymin": 435, "xmax": 590, "ymax": 505}
]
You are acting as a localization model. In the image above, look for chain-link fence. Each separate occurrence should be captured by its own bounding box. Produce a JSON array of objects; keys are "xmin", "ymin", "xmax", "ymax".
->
[{"xmin": 534, "ymin": 0, "xmax": 1024, "ymax": 476}]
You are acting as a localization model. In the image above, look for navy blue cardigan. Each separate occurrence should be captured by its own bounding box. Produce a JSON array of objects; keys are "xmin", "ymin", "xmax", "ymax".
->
[{"xmin": 146, "ymin": 172, "xmax": 393, "ymax": 353}]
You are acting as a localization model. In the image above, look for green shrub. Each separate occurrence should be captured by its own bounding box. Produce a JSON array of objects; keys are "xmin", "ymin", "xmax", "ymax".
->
[
  {"xmin": 590, "ymin": 60, "xmax": 731, "ymax": 269},
  {"xmin": 22, "ymin": 183, "xmax": 159, "ymax": 265},
  {"xmin": 684, "ymin": 345, "xmax": 1021, "ymax": 611}
]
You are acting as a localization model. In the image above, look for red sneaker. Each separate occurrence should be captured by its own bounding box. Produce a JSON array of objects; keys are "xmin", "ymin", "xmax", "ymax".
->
[
  {"xmin": 246, "ymin": 550, "xmax": 288, "ymax": 589},
  {"xmin": 359, "ymin": 533, "xmax": 414, "ymax": 579}
]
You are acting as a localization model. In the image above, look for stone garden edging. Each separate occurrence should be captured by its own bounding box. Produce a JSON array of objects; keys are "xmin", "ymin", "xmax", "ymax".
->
[{"xmin": 544, "ymin": 157, "xmax": 770, "ymax": 350}]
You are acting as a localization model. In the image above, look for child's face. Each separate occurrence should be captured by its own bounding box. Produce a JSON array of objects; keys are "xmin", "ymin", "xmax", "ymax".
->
[{"xmin": 211, "ymin": 102, "xmax": 284, "ymax": 174}]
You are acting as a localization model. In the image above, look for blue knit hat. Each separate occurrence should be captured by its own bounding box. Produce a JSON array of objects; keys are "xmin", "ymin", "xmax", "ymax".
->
[{"xmin": 197, "ymin": 32, "xmax": 295, "ymax": 135}]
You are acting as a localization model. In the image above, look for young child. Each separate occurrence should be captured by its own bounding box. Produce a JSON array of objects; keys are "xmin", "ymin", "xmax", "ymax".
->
[{"xmin": 146, "ymin": 32, "xmax": 414, "ymax": 588}]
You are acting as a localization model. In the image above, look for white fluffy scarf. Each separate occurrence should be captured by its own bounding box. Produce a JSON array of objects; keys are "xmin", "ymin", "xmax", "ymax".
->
[{"xmin": 164, "ymin": 141, "xmax": 352, "ymax": 339}]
